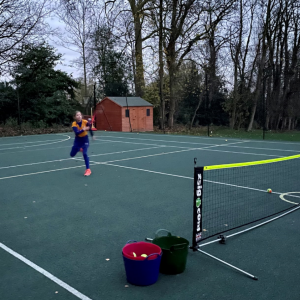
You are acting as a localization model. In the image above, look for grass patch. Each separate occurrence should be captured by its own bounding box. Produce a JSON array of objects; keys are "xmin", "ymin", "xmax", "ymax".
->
[
  {"xmin": 0, "ymin": 121, "xmax": 71, "ymax": 137},
  {"xmin": 153, "ymin": 125, "xmax": 300, "ymax": 142}
]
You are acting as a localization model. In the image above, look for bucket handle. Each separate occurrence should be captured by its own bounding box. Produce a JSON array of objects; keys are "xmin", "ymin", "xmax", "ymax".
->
[
  {"xmin": 142, "ymin": 253, "xmax": 161, "ymax": 260},
  {"xmin": 126, "ymin": 240, "xmax": 137, "ymax": 244},
  {"xmin": 155, "ymin": 229, "xmax": 172, "ymax": 238},
  {"xmin": 170, "ymin": 243, "xmax": 188, "ymax": 252}
]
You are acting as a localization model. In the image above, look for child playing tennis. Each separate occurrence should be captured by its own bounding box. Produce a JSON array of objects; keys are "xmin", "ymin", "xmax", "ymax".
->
[{"xmin": 70, "ymin": 111, "xmax": 94, "ymax": 176}]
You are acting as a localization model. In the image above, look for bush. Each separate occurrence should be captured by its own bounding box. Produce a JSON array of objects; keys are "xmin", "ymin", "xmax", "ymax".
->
[{"xmin": 4, "ymin": 117, "xmax": 18, "ymax": 127}]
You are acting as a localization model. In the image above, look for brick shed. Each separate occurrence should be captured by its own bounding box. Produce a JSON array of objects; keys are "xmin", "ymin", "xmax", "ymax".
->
[{"xmin": 95, "ymin": 96, "xmax": 153, "ymax": 132}]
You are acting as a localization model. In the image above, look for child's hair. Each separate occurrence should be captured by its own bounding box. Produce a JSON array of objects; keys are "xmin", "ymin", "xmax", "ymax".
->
[{"xmin": 74, "ymin": 111, "xmax": 82, "ymax": 117}]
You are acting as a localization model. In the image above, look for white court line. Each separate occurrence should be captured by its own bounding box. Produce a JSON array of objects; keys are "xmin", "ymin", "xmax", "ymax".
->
[
  {"xmin": 228, "ymin": 145, "xmax": 299, "ymax": 152},
  {"xmin": 0, "ymin": 135, "xmax": 71, "ymax": 151},
  {"xmin": 100, "ymin": 135, "xmax": 299, "ymax": 153},
  {"xmin": 0, "ymin": 165, "xmax": 86, "ymax": 180},
  {"xmin": 2, "ymin": 135, "xmax": 282, "ymax": 171},
  {"xmin": 110, "ymin": 131, "xmax": 300, "ymax": 145},
  {"xmin": 0, "ymin": 141, "xmax": 244, "ymax": 180},
  {"xmin": 0, "ymin": 243, "xmax": 92, "ymax": 300},
  {"xmin": 102, "ymin": 135, "xmax": 216, "ymax": 146},
  {"xmin": 279, "ymin": 192, "xmax": 300, "ymax": 205},
  {"xmin": 73, "ymin": 141, "xmax": 246, "ymax": 165},
  {"xmin": 0, "ymin": 138, "xmax": 70, "ymax": 147},
  {"xmin": 91, "ymin": 161, "xmax": 300, "ymax": 200},
  {"xmin": 0, "ymin": 146, "xmax": 163, "ymax": 170},
  {"xmin": 99, "ymin": 141, "xmax": 247, "ymax": 164},
  {"xmin": 0, "ymin": 138, "xmax": 299, "ymax": 200},
  {"xmin": 203, "ymin": 148, "xmax": 284, "ymax": 158},
  {"xmin": 3, "ymin": 157, "xmax": 299, "ymax": 201},
  {"xmin": 0, "ymin": 136, "xmax": 283, "ymax": 159},
  {"xmin": 0, "ymin": 140, "xmax": 114, "ymax": 155},
  {"xmin": 99, "ymin": 139, "xmax": 285, "ymax": 157},
  {"xmin": 0, "ymin": 132, "xmax": 72, "ymax": 139},
  {"xmin": 96, "ymin": 162, "xmax": 192, "ymax": 180},
  {"xmin": 100, "ymin": 148, "xmax": 198, "ymax": 163}
]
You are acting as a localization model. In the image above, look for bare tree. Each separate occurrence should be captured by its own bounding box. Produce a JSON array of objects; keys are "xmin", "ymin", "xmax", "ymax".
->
[
  {"xmin": 55, "ymin": 0, "xmax": 98, "ymax": 104},
  {"xmin": 246, "ymin": 0, "xmax": 300, "ymax": 131},
  {"xmin": 105, "ymin": 0, "xmax": 159, "ymax": 97},
  {"xmin": 246, "ymin": 0, "xmax": 274, "ymax": 131},
  {"xmin": 163, "ymin": 0, "xmax": 236, "ymax": 128},
  {"xmin": 0, "ymin": 0, "xmax": 52, "ymax": 73},
  {"xmin": 228, "ymin": 0, "xmax": 257, "ymax": 129},
  {"xmin": 163, "ymin": 0, "xmax": 204, "ymax": 128}
]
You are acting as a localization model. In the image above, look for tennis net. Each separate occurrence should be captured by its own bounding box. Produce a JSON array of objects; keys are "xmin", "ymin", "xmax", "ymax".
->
[{"xmin": 193, "ymin": 154, "xmax": 300, "ymax": 246}]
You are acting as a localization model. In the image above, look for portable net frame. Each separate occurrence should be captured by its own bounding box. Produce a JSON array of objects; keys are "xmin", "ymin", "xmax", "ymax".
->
[
  {"xmin": 193, "ymin": 154, "xmax": 300, "ymax": 247},
  {"xmin": 191, "ymin": 154, "xmax": 300, "ymax": 280}
]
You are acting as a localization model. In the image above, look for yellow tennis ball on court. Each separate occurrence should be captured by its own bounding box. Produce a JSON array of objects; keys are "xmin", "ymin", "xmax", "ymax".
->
[
  {"xmin": 132, "ymin": 252, "xmax": 137, "ymax": 257},
  {"xmin": 141, "ymin": 254, "xmax": 147, "ymax": 257},
  {"xmin": 267, "ymin": 188, "xmax": 272, "ymax": 193}
]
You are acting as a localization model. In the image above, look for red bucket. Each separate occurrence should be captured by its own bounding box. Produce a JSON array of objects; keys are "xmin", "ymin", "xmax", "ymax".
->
[
  {"xmin": 123, "ymin": 241, "xmax": 162, "ymax": 260},
  {"xmin": 122, "ymin": 241, "xmax": 162, "ymax": 286}
]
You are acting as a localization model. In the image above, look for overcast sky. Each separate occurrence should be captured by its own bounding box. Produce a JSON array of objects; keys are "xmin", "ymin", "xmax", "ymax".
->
[
  {"xmin": 48, "ymin": 16, "xmax": 82, "ymax": 79},
  {"xmin": 0, "ymin": 16, "xmax": 82, "ymax": 82}
]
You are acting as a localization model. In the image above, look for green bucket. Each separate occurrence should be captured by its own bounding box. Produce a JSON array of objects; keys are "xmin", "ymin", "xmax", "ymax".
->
[{"xmin": 151, "ymin": 229, "xmax": 189, "ymax": 275}]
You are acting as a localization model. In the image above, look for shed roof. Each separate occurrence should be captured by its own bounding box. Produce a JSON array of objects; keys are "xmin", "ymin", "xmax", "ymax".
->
[{"xmin": 102, "ymin": 96, "xmax": 153, "ymax": 107}]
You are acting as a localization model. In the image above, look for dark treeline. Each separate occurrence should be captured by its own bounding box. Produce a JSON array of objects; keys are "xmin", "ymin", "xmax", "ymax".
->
[{"xmin": 0, "ymin": 0, "xmax": 299, "ymax": 131}]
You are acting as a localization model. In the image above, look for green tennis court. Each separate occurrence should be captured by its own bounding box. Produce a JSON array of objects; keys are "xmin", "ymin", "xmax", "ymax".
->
[{"xmin": 0, "ymin": 131, "xmax": 299, "ymax": 300}]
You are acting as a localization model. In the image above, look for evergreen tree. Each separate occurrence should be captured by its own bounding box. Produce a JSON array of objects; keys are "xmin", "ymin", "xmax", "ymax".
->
[
  {"xmin": 12, "ymin": 43, "xmax": 80, "ymax": 125},
  {"xmin": 90, "ymin": 26, "xmax": 132, "ymax": 97}
]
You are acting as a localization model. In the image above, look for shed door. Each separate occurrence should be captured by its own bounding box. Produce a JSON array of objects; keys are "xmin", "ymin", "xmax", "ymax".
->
[
  {"xmin": 130, "ymin": 108, "xmax": 138, "ymax": 131},
  {"xmin": 138, "ymin": 108, "xmax": 146, "ymax": 131}
]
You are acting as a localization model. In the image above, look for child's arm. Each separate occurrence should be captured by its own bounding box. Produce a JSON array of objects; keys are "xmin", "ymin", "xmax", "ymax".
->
[
  {"xmin": 72, "ymin": 126, "xmax": 84, "ymax": 136},
  {"xmin": 87, "ymin": 118, "xmax": 94, "ymax": 138}
]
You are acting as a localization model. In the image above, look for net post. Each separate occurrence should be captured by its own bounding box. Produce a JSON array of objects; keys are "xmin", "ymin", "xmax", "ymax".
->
[
  {"xmin": 218, "ymin": 234, "xmax": 227, "ymax": 244},
  {"xmin": 192, "ymin": 158, "xmax": 204, "ymax": 251}
]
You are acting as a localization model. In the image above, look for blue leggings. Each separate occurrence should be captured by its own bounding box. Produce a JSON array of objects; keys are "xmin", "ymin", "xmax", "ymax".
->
[{"xmin": 70, "ymin": 138, "xmax": 90, "ymax": 169}]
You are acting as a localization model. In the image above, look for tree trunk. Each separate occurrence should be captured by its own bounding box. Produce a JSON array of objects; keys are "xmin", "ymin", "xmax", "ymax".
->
[
  {"xmin": 247, "ymin": 102, "xmax": 257, "ymax": 131},
  {"xmin": 230, "ymin": 0, "xmax": 243, "ymax": 129},
  {"xmin": 247, "ymin": 0, "xmax": 272, "ymax": 132},
  {"xmin": 208, "ymin": 30, "xmax": 217, "ymax": 109},
  {"xmin": 190, "ymin": 93, "xmax": 203, "ymax": 129},
  {"xmin": 131, "ymin": 45, "xmax": 136, "ymax": 93},
  {"xmin": 237, "ymin": 113, "xmax": 242, "ymax": 130},
  {"xmin": 130, "ymin": 1, "xmax": 146, "ymax": 97},
  {"xmin": 282, "ymin": 117, "xmax": 287, "ymax": 130},
  {"xmin": 266, "ymin": 114, "xmax": 270, "ymax": 130},
  {"xmin": 168, "ymin": 61, "xmax": 176, "ymax": 128},
  {"xmin": 276, "ymin": 115, "xmax": 281, "ymax": 130},
  {"xmin": 82, "ymin": 43, "xmax": 88, "ymax": 112},
  {"xmin": 167, "ymin": 25, "xmax": 176, "ymax": 129},
  {"xmin": 158, "ymin": 0, "xmax": 165, "ymax": 130},
  {"xmin": 288, "ymin": 117, "xmax": 292, "ymax": 130}
]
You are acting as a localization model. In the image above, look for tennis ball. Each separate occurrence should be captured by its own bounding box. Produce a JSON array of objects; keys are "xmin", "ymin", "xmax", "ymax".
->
[
  {"xmin": 132, "ymin": 252, "xmax": 137, "ymax": 257},
  {"xmin": 267, "ymin": 188, "xmax": 272, "ymax": 193},
  {"xmin": 141, "ymin": 254, "xmax": 147, "ymax": 257}
]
